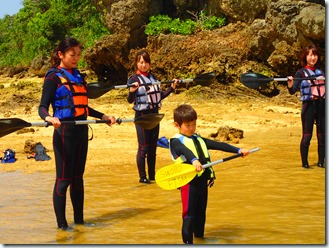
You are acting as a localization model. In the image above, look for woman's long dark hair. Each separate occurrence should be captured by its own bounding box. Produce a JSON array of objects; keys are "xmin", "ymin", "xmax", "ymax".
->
[
  {"xmin": 50, "ymin": 37, "xmax": 81, "ymax": 67},
  {"xmin": 300, "ymin": 45, "xmax": 320, "ymax": 67}
]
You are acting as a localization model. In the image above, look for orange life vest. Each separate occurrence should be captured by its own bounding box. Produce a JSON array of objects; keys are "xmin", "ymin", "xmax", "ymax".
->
[{"xmin": 52, "ymin": 68, "xmax": 89, "ymax": 119}]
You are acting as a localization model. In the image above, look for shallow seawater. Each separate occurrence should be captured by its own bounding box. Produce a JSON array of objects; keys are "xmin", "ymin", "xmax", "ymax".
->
[{"xmin": 0, "ymin": 129, "xmax": 325, "ymax": 245}]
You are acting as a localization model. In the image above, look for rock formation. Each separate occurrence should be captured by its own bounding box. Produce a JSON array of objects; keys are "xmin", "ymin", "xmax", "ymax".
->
[{"xmin": 82, "ymin": 0, "xmax": 326, "ymax": 85}]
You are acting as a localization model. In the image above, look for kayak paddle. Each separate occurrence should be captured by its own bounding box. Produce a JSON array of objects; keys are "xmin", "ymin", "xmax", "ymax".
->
[
  {"xmin": 240, "ymin": 72, "xmax": 325, "ymax": 89},
  {"xmin": 155, "ymin": 147, "xmax": 260, "ymax": 190},
  {"xmin": 87, "ymin": 72, "xmax": 216, "ymax": 99},
  {"xmin": 0, "ymin": 113, "xmax": 164, "ymax": 138}
]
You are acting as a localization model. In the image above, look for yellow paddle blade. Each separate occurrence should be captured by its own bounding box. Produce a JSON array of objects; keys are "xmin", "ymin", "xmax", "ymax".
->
[{"xmin": 155, "ymin": 163, "xmax": 197, "ymax": 190}]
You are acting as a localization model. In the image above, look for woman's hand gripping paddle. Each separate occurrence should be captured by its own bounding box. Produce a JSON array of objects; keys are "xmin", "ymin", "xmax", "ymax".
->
[
  {"xmin": 87, "ymin": 72, "xmax": 216, "ymax": 99},
  {"xmin": 155, "ymin": 148, "xmax": 260, "ymax": 190},
  {"xmin": 240, "ymin": 72, "xmax": 325, "ymax": 89},
  {"xmin": 0, "ymin": 113, "xmax": 164, "ymax": 138}
]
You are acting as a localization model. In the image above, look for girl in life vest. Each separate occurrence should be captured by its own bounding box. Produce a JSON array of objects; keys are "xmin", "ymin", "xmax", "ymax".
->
[
  {"xmin": 127, "ymin": 50, "xmax": 178, "ymax": 184},
  {"xmin": 38, "ymin": 37, "xmax": 116, "ymax": 231},
  {"xmin": 287, "ymin": 45, "xmax": 325, "ymax": 169},
  {"xmin": 169, "ymin": 104, "xmax": 250, "ymax": 244}
]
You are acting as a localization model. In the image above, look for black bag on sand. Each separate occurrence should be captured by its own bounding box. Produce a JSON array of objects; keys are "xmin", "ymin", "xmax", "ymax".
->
[{"xmin": 34, "ymin": 142, "xmax": 51, "ymax": 161}]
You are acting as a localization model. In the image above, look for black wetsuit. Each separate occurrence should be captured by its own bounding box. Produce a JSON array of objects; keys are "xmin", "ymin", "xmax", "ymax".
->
[
  {"xmin": 288, "ymin": 68, "xmax": 325, "ymax": 167},
  {"xmin": 170, "ymin": 136, "xmax": 240, "ymax": 244},
  {"xmin": 127, "ymin": 72, "xmax": 174, "ymax": 180},
  {"xmin": 39, "ymin": 68, "xmax": 104, "ymax": 229}
]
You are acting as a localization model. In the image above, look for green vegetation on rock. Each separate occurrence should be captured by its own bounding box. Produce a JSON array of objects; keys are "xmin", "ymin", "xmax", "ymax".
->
[{"xmin": 145, "ymin": 12, "xmax": 226, "ymax": 36}]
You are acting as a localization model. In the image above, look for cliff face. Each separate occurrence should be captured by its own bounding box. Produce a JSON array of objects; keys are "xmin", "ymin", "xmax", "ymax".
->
[{"xmin": 85, "ymin": 0, "xmax": 325, "ymax": 85}]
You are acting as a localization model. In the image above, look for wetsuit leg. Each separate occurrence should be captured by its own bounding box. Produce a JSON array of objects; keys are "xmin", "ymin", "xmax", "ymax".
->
[
  {"xmin": 315, "ymin": 100, "xmax": 325, "ymax": 165},
  {"xmin": 181, "ymin": 183, "xmax": 198, "ymax": 244},
  {"xmin": 136, "ymin": 124, "xmax": 149, "ymax": 179},
  {"xmin": 182, "ymin": 217, "xmax": 194, "ymax": 244},
  {"xmin": 53, "ymin": 178, "xmax": 70, "ymax": 228},
  {"xmin": 300, "ymin": 101, "xmax": 314, "ymax": 166},
  {"xmin": 53, "ymin": 124, "xmax": 75, "ymax": 228},
  {"xmin": 53, "ymin": 124, "xmax": 88, "ymax": 228},
  {"xmin": 194, "ymin": 178, "xmax": 208, "ymax": 238},
  {"xmin": 147, "ymin": 124, "xmax": 159, "ymax": 180},
  {"xmin": 70, "ymin": 125, "xmax": 88, "ymax": 224}
]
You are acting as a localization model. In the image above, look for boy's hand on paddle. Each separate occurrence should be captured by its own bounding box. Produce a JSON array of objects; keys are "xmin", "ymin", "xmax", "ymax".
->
[
  {"xmin": 239, "ymin": 148, "xmax": 250, "ymax": 157},
  {"xmin": 102, "ymin": 115, "xmax": 116, "ymax": 126},
  {"xmin": 45, "ymin": 116, "xmax": 61, "ymax": 128},
  {"xmin": 192, "ymin": 159, "xmax": 203, "ymax": 172}
]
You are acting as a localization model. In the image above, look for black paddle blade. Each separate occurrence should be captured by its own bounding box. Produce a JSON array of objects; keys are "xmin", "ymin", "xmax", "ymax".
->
[
  {"xmin": 0, "ymin": 118, "xmax": 32, "ymax": 138},
  {"xmin": 194, "ymin": 72, "xmax": 216, "ymax": 84},
  {"xmin": 240, "ymin": 72, "xmax": 273, "ymax": 89},
  {"xmin": 87, "ymin": 82, "xmax": 114, "ymax": 99},
  {"xmin": 135, "ymin": 113, "xmax": 164, "ymax": 130}
]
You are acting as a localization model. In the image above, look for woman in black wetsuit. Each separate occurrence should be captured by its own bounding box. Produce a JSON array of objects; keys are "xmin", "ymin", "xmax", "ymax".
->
[
  {"xmin": 127, "ymin": 50, "xmax": 178, "ymax": 184},
  {"xmin": 287, "ymin": 45, "xmax": 325, "ymax": 169},
  {"xmin": 38, "ymin": 37, "xmax": 116, "ymax": 231}
]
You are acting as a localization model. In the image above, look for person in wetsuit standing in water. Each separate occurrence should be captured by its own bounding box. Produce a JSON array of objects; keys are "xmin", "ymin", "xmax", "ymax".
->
[
  {"xmin": 39, "ymin": 37, "xmax": 116, "ymax": 231},
  {"xmin": 287, "ymin": 45, "xmax": 325, "ymax": 169},
  {"xmin": 127, "ymin": 50, "xmax": 178, "ymax": 184}
]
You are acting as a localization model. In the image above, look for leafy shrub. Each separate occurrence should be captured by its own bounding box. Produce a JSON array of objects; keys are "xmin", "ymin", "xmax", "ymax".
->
[
  {"xmin": 202, "ymin": 15, "xmax": 226, "ymax": 30},
  {"xmin": 169, "ymin": 18, "xmax": 197, "ymax": 35},
  {"xmin": 145, "ymin": 13, "xmax": 226, "ymax": 36},
  {"xmin": 145, "ymin": 15, "xmax": 172, "ymax": 35}
]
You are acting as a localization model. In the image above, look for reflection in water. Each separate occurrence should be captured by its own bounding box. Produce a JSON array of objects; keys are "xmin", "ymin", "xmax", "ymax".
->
[{"xmin": 0, "ymin": 131, "xmax": 325, "ymax": 245}]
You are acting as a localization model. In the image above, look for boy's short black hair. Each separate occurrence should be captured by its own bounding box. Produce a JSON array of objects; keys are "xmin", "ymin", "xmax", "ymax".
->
[{"xmin": 173, "ymin": 104, "xmax": 197, "ymax": 126}]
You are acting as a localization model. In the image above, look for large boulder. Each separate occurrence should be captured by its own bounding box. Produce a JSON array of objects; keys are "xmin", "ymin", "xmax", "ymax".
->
[
  {"xmin": 295, "ymin": 4, "xmax": 325, "ymax": 43},
  {"xmin": 84, "ymin": 33, "xmax": 131, "ymax": 83},
  {"xmin": 264, "ymin": 1, "xmax": 325, "ymax": 72},
  {"xmin": 215, "ymin": 0, "xmax": 267, "ymax": 23}
]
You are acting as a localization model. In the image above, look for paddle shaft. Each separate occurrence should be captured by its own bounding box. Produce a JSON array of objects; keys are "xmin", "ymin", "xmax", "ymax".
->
[
  {"xmin": 87, "ymin": 72, "xmax": 215, "ymax": 99},
  {"xmin": 29, "ymin": 115, "xmax": 162, "ymax": 127},
  {"xmin": 28, "ymin": 118, "xmax": 127, "ymax": 127},
  {"xmin": 116, "ymin": 81, "xmax": 162, "ymax": 89},
  {"xmin": 90, "ymin": 79, "xmax": 186, "ymax": 91},
  {"xmin": 265, "ymin": 77, "xmax": 325, "ymax": 82},
  {"xmin": 202, "ymin": 147, "xmax": 260, "ymax": 169},
  {"xmin": 126, "ymin": 79, "xmax": 193, "ymax": 87}
]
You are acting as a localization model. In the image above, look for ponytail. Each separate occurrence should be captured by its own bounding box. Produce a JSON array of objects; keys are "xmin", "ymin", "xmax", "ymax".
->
[{"xmin": 50, "ymin": 47, "xmax": 61, "ymax": 67}]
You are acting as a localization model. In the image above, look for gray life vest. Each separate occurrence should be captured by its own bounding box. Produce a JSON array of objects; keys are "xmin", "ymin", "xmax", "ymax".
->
[
  {"xmin": 300, "ymin": 68, "xmax": 325, "ymax": 101},
  {"xmin": 133, "ymin": 74, "xmax": 162, "ymax": 111}
]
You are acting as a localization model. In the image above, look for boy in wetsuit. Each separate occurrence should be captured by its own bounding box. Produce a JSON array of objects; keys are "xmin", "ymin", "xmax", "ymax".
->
[{"xmin": 169, "ymin": 104, "xmax": 250, "ymax": 244}]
